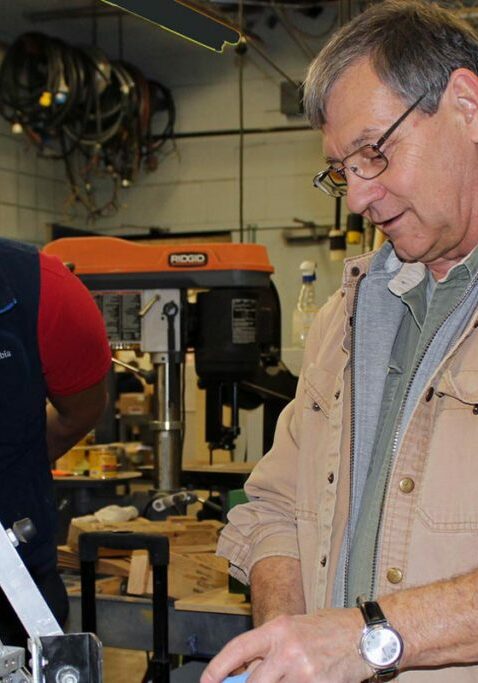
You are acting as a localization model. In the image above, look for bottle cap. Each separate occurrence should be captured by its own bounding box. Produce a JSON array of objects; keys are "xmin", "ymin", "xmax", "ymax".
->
[{"xmin": 300, "ymin": 260, "xmax": 316, "ymax": 281}]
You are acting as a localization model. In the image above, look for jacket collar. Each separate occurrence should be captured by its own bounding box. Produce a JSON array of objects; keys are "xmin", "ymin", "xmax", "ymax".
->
[{"xmin": 342, "ymin": 241, "xmax": 427, "ymax": 296}]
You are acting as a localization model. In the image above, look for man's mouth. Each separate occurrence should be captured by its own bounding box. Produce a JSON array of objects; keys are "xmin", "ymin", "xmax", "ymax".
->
[{"xmin": 375, "ymin": 212, "xmax": 405, "ymax": 232}]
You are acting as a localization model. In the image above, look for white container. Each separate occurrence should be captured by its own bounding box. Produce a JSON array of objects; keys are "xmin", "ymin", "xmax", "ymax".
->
[{"xmin": 291, "ymin": 260, "xmax": 319, "ymax": 348}]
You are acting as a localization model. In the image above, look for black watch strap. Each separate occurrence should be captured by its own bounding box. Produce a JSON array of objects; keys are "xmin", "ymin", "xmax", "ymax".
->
[
  {"xmin": 357, "ymin": 596, "xmax": 387, "ymax": 625},
  {"xmin": 371, "ymin": 672, "xmax": 397, "ymax": 682}
]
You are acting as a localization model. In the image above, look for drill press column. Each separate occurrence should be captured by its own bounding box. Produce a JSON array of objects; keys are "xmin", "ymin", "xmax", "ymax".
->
[{"xmin": 151, "ymin": 351, "xmax": 183, "ymax": 491}]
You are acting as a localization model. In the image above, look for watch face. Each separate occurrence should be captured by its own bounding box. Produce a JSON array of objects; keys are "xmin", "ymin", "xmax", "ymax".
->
[{"xmin": 360, "ymin": 625, "xmax": 402, "ymax": 668}]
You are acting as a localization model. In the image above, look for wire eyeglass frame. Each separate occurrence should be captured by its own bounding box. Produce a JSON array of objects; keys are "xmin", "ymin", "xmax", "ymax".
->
[{"xmin": 313, "ymin": 93, "xmax": 426, "ymax": 198}]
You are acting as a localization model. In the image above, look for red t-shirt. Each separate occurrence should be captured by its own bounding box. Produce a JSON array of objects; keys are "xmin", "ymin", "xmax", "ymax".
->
[{"xmin": 38, "ymin": 252, "xmax": 111, "ymax": 396}]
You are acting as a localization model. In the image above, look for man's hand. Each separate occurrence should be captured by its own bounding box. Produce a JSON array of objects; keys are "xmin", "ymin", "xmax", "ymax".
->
[
  {"xmin": 47, "ymin": 378, "xmax": 108, "ymax": 462},
  {"xmin": 200, "ymin": 607, "xmax": 370, "ymax": 683},
  {"xmin": 202, "ymin": 569, "xmax": 478, "ymax": 682}
]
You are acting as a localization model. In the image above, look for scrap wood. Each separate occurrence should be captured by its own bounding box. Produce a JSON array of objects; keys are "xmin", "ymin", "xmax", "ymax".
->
[
  {"xmin": 168, "ymin": 543, "xmax": 217, "ymax": 554},
  {"xmin": 57, "ymin": 545, "xmax": 130, "ymax": 577},
  {"xmin": 67, "ymin": 576, "xmax": 125, "ymax": 596},
  {"xmin": 167, "ymin": 517, "xmax": 223, "ymax": 530},
  {"xmin": 175, "ymin": 587, "xmax": 251, "ymax": 616},
  {"xmin": 67, "ymin": 517, "xmax": 223, "ymax": 553},
  {"xmin": 186, "ymin": 553, "xmax": 229, "ymax": 574},
  {"xmin": 127, "ymin": 549, "xmax": 228, "ymax": 600}
]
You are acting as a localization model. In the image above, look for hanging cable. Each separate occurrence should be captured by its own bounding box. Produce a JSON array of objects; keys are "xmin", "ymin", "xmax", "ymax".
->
[
  {"xmin": 91, "ymin": 0, "xmax": 98, "ymax": 47},
  {"xmin": 272, "ymin": 2, "xmax": 315, "ymax": 59},
  {"xmin": 338, "ymin": 0, "xmax": 353, "ymax": 25},
  {"xmin": 0, "ymin": 31, "xmax": 176, "ymax": 222},
  {"xmin": 237, "ymin": 0, "xmax": 246, "ymax": 243},
  {"xmin": 244, "ymin": 34, "xmax": 298, "ymax": 88},
  {"xmin": 118, "ymin": 13, "xmax": 124, "ymax": 61}
]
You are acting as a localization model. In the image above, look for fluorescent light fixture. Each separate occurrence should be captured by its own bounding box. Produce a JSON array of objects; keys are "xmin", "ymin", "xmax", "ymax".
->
[{"xmin": 100, "ymin": 0, "xmax": 240, "ymax": 52}]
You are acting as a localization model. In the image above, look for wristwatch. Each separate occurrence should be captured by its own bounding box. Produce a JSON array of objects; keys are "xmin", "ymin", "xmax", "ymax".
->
[{"xmin": 356, "ymin": 596, "xmax": 403, "ymax": 681}]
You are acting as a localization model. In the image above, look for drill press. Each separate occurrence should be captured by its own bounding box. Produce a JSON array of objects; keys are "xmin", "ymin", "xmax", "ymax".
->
[{"xmin": 43, "ymin": 237, "xmax": 276, "ymax": 494}]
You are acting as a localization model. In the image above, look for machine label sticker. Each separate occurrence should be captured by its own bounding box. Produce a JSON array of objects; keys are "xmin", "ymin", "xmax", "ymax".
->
[
  {"xmin": 94, "ymin": 291, "xmax": 142, "ymax": 343},
  {"xmin": 231, "ymin": 299, "xmax": 256, "ymax": 344},
  {"xmin": 168, "ymin": 252, "xmax": 208, "ymax": 267}
]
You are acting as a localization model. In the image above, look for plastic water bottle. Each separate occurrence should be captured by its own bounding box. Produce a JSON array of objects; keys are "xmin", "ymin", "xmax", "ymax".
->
[{"xmin": 291, "ymin": 260, "xmax": 319, "ymax": 348}]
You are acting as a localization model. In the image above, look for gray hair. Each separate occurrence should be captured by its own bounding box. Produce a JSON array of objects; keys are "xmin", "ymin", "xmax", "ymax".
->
[{"xmin": 304, "ymin": 0, "xmax": 478, "ymax": 128}]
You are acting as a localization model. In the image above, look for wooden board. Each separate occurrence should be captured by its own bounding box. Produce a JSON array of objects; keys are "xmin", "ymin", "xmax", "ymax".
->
[
  {"xmin": 67, "ymin": 517, "xmax": 223, "ymax": 554},
  {"xmin": 127, "ymin": 550, "xmax": 228, "ymax": 600},
  {"xmin": 62, "ymin": 517, "xmax": 234, "ymax": 605},
  {"xmin": 175, "ymin": 587, "xmax": 251, "ymax": 615},
  {"xmin": 68, "ymin": 576, "xmax": 124, "ymax": 596},
  {"xmin": 57, "ymin": 545, "xmax": 130, "ymax": 577}
]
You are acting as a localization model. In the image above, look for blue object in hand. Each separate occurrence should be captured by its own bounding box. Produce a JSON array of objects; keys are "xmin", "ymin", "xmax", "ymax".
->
[{"xmin": 222, "ymin": 673, "xmax": 250, "ymax": 683}]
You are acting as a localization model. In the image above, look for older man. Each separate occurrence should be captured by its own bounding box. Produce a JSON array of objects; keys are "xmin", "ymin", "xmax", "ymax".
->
[{"xmin": 201, "ymin": 1, "xmax": 478, "ymax": 681}]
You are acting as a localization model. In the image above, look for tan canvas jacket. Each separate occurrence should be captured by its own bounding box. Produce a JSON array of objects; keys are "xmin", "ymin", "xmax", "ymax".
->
[{"xmin": 218, "ymin": 250, "xmax": 478, "ymax": 682}]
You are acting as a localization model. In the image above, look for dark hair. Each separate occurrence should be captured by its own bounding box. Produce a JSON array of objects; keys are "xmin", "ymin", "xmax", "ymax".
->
[{"xmin": 304, "ymin": 0, "xmax": 478, "ymax": 128}]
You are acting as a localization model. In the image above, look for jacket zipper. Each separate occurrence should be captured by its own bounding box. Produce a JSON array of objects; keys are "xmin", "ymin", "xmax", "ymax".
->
[
  {"xmin": 343, "ymin": 272, "xmax": 366, "ymax": 608},
  {"xmin": 369, "ymin": 271, "xmax": 478, "ymax": 599}
]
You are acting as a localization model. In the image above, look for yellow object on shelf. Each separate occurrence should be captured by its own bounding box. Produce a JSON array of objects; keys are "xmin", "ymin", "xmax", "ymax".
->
[
  {"xmin": 56, "ymin": 446, "xmax": 89, "ymax": 475},
  {"xmin": 89, "ymin": 446, "xmax": 118, "ymax": 479}
]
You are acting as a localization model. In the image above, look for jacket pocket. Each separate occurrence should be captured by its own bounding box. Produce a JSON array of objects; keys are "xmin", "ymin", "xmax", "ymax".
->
[{"xmin": 417, "ymin": 370, "xmax": 478, "ymax": 531}]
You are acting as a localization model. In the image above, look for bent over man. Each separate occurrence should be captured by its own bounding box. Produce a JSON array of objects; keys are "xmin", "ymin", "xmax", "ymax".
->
[{"xmin": 202, "ymin": 1, "xmax": 478, "ymax": 681}]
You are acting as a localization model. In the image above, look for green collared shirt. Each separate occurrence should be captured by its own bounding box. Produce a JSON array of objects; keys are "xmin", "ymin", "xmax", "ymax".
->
[{"xmin": 346, "ymin": 246, "xmax": 478, "ymax": 605}]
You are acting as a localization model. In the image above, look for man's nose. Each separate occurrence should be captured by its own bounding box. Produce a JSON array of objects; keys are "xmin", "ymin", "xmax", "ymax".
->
[{"xmin": 345, "ymin": 172, "xmax": 386, "ymax": 215}]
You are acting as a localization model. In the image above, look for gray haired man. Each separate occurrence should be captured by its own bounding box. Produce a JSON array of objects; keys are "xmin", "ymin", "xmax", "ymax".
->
[{"xmin": 202, "ymin": 1, "xmax": 478, "ymax": 681}]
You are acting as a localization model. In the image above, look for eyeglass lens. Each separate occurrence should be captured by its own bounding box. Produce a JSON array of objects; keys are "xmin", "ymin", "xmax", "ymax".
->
[{"xmin": 343, "ymin": 145, "xmax": 387, "ymax": 179}]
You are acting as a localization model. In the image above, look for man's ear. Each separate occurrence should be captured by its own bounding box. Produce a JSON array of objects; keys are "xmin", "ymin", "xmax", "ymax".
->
[{"xmin": 447, "ymin": 68, "xmax": 478, "ymax": 140}]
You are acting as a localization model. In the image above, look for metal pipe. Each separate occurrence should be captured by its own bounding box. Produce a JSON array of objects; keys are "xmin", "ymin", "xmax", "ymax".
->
[
  {"xmin": 154, "ymin": 124, "xmax": 310, "ymax": 140},
  {"xmin": 151, "ymin": 354, "xmax": 183, "ymax": 491}
]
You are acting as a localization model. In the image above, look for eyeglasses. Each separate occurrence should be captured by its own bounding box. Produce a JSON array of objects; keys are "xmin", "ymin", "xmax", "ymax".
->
[{"xmin": 313, "ymin": 93, "xmax": 426, "ymax": 198}]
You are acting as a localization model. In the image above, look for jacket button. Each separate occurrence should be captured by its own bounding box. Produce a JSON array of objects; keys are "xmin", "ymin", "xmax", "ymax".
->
[
  {"xmin": 351, "ymin": 266, "xmax": 361, "ymax": 276},
  {"xmin": 312, "ymin": 402, "xmax": 320, "ymax": 412},
  {"xmin": 425, "ymin": 387, "xmax": 434, "ymax": 402},
  {"xmin": 320, "ymin": 555, "xmax": 327, "ymax": 567},
  {"xmin": 399, "ymin": 478, "xmax": 415, "ymax": 494},
  {"xmin": 473, "ymin": 405, "xmax": 478, "ymax": 415},
  {"xmin": 327, "ymin": 472, "xmax": 334, "ymax": 484},
  {"xmin": 387, "ymin": 567, "xmax": 403, "ymax": 584},
  {"xmin": 334, "ymin": 390, "xmax": 341, "ymax": 400}
]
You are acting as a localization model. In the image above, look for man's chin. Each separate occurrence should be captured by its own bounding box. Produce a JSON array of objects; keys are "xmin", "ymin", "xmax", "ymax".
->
[{"xmin": 389, "ymin": 239, "xmax": 425, "ymax": 265}]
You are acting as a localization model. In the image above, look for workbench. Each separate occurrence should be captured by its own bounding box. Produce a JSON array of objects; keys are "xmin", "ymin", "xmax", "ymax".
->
[
  {"xmin": 60, "ymin": 462, "xmax": 255, "ymax": 656},
  {"xmin": 66, "ymin": 587, "xmax": 252, "ymax": 656}
]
